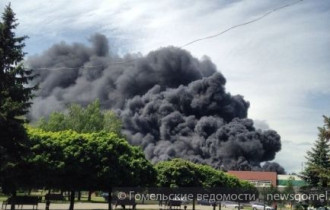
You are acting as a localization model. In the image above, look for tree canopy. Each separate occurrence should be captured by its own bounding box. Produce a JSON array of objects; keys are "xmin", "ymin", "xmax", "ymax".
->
[
  {"xmin": 37, "ymin": 99, "xmax": 122, "ymax": 135},
  {"xmin": 155, "ymin": 158, "xmax": 253, "ymax": 188},
  {"xmin": 27, "ymin": 126, "xmax": 156, "ymax": 210},
  {"xmin": 0, "ymin": 4, "xmax": 36, "ymax": 194},
  {"xmin": 155, "ymin": 159, "xmax": 256, "ymax": 210},
  {"xmin": 27, "ymin": 126, "xmax": 157, "ymax": 190},
  {"xmin": 301, "ymin": 116, "xmax": 330, "ymax": 188}
]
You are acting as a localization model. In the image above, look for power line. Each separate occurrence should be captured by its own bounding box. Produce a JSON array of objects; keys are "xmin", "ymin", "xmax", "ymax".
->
[
  {"xmin": 32, "ymin": 0, "xmax": 303, "ymax": 71},
  {"xmin": 179, "ymin": 0, "xmax": 303, "ymax": 48},
  {"xmin": 35, "ymin": 65, "xmax": 105, "ymax": 71}
]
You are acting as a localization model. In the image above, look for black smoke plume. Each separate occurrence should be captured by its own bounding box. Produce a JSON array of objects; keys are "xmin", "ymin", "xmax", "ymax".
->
[{"xmin": 27, "ymin": 34, "xmax": 285, "ymax": 174}]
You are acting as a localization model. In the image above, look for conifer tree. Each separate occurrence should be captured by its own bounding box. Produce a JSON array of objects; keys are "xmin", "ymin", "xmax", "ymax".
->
[
  {"xmin": 301, "ymin": 116, "xmax": 330, "ymax": 187},
  {"xmin": 0, "ymin": 3, "xmax": 36, "ymax": 198}
]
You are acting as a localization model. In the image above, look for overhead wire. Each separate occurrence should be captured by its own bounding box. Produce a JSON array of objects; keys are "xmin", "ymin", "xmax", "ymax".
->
[
  {"xmin": 35, "ymin": 65, "xmax": 105, "ymax": 71},
  {"xmin": 179, "ymin": 0, "xmax": 303, "ymax": 48},
  {"xmin": 31, "ymin": 0, "xmax": 303, "ymax": 71}
]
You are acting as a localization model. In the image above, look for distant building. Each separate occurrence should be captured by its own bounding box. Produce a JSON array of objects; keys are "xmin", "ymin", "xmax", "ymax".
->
[
  {"xmin": 277, "ymin": 175, "xmax": 305, "ymax": 189},
  {"xmin": 227, "ymin": 171, "xmax": 306, "ymax": 188},
  {"xmin": 228, "ymin": 171, "xmax": 277, "ymax": 187}
]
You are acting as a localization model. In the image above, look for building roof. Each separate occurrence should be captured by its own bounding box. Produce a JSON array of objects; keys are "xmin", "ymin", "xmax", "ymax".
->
[{"xmin": 228, "ymin": 170, "xmax": 277, "ymax": 187}]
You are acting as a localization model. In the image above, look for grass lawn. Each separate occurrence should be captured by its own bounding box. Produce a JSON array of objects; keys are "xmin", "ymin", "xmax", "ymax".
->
[{"xmin": 0, "ymin": 195, "xmax": 8, "ymax": 201}]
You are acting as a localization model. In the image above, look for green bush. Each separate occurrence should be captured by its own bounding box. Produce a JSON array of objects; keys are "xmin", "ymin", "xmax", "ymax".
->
[
  {"xmin": 26, "ymin": 127, "xmax": 157, "ymax": 191},
  {"xmin": 155, "ymin": 158, "xmax": 255, "ymax": 189}
]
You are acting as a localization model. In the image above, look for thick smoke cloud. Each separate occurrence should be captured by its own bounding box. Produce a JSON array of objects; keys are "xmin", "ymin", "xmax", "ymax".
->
[
  {"xmin": 262, "ymin": 162, "xmax": 285, "ymax": 174},
  {"xmin": 28, "ymin": 34, "xmax": 216, "ymax": 118},
  {"xmin": 28, "ymin": 33, "xmax": 285, "ymax": 174}
]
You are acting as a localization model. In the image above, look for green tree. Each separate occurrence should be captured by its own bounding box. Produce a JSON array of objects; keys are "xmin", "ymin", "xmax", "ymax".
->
[
  {"xmin": 155, "ymin": 159, "xmax": 255, "ymax": 210},
  {"xmin": 36, "ymin": 100, "xmax": 123, "ymax": 204},
  {"xmin": 155, "ymin": 158, "xmax": 252, "ymax": 188},
  {"xmin": 27, "ymin": 127, "xmax": 156, "ymax": 210},
  {"xmin": 301, "ymin": 116, "xmax": 330, "ymax": 188},
  {"xmin": 37, "ymin": 99, "xmax": 122, "ymax": 134},
  {"xmin": 155, "ymin": 158, "xmax": 202, "ymax": 188},
  {"xmin": 323, "ymin": 116, "xmax": 330, "ymax": 142},
  {"xmin": 283, "ymin": 176, "xmax": 295, "ymax": 210},
  {"xmin": 0, "ymin": 4, "xmax": 36, "ymax": 207},
  {"xmin": 263, "ymin": 185, "xmax": 280, "ymax": 206}
]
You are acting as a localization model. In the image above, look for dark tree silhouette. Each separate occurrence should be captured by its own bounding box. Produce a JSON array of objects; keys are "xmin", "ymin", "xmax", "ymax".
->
[{"xmin": 0, "ymin": 4, "xmax": 36, "ymax": 210}]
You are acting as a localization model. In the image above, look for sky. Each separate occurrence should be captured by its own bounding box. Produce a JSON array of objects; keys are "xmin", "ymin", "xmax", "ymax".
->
[{"xmin": 1, "ymin": 0, "xmax": 329, "ymax": 173}]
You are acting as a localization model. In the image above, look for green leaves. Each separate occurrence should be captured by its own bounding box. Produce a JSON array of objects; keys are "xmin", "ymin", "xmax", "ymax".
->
[
  {"xmin": 26, "ymin": 126, "xmax": 156, "ymax": 190},
  {"xmin": 0, "ymin": 4, "xmax": 35, "ymax": 120},
  {"xmin": 301, "ymin": 116, "xmax": 330, "ymax": 188},
  {"xmin": 0, "ymin": 4, "xmax": 36, "ymax": 190},
  {"xmin": 37, "ymin": 99, "xmax": 122, "ymax": 135},
  {"xmin": 155, "ymin": 158, "xmax": 254, "ymax": 189}
]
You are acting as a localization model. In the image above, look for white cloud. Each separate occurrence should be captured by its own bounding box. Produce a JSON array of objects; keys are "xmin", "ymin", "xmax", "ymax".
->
[{"xmin": 1, "ymin": 0, "xmax": 329, "ymax": 172}]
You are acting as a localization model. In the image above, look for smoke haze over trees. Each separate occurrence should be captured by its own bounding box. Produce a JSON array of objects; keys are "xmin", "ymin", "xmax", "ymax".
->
[{"xmin": 27, "ymin": 33, "xmax": 285, "ymax": 173}]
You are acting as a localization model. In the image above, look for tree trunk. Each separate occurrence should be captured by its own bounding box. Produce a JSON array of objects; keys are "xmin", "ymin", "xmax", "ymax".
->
[
  {"xmin": 88, "ymin": 191, "xmax": 92, "ymax": 202},
  {"xmin": 78, "ymin": 191, "xmax": 81, "ymax": 201},
  {"xmin": 108, "ymin": 188, "xmax": 112, "ymax": 210},
  {"xmin": 69, "ymin": 190, "xmax": 75, "ymax": 210},
  {"xmin": 192, "ymin": 197, "xmax": 195, "ymax": 210},
  {"xmin": 10, "ymin": 191, "xmax": 16, "ymax": 210}
]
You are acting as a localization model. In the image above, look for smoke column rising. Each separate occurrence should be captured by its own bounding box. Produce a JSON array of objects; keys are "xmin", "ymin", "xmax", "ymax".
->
[{"xmin": 27, "ymin": 34, "xmax": 285, "ymax": 173}]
